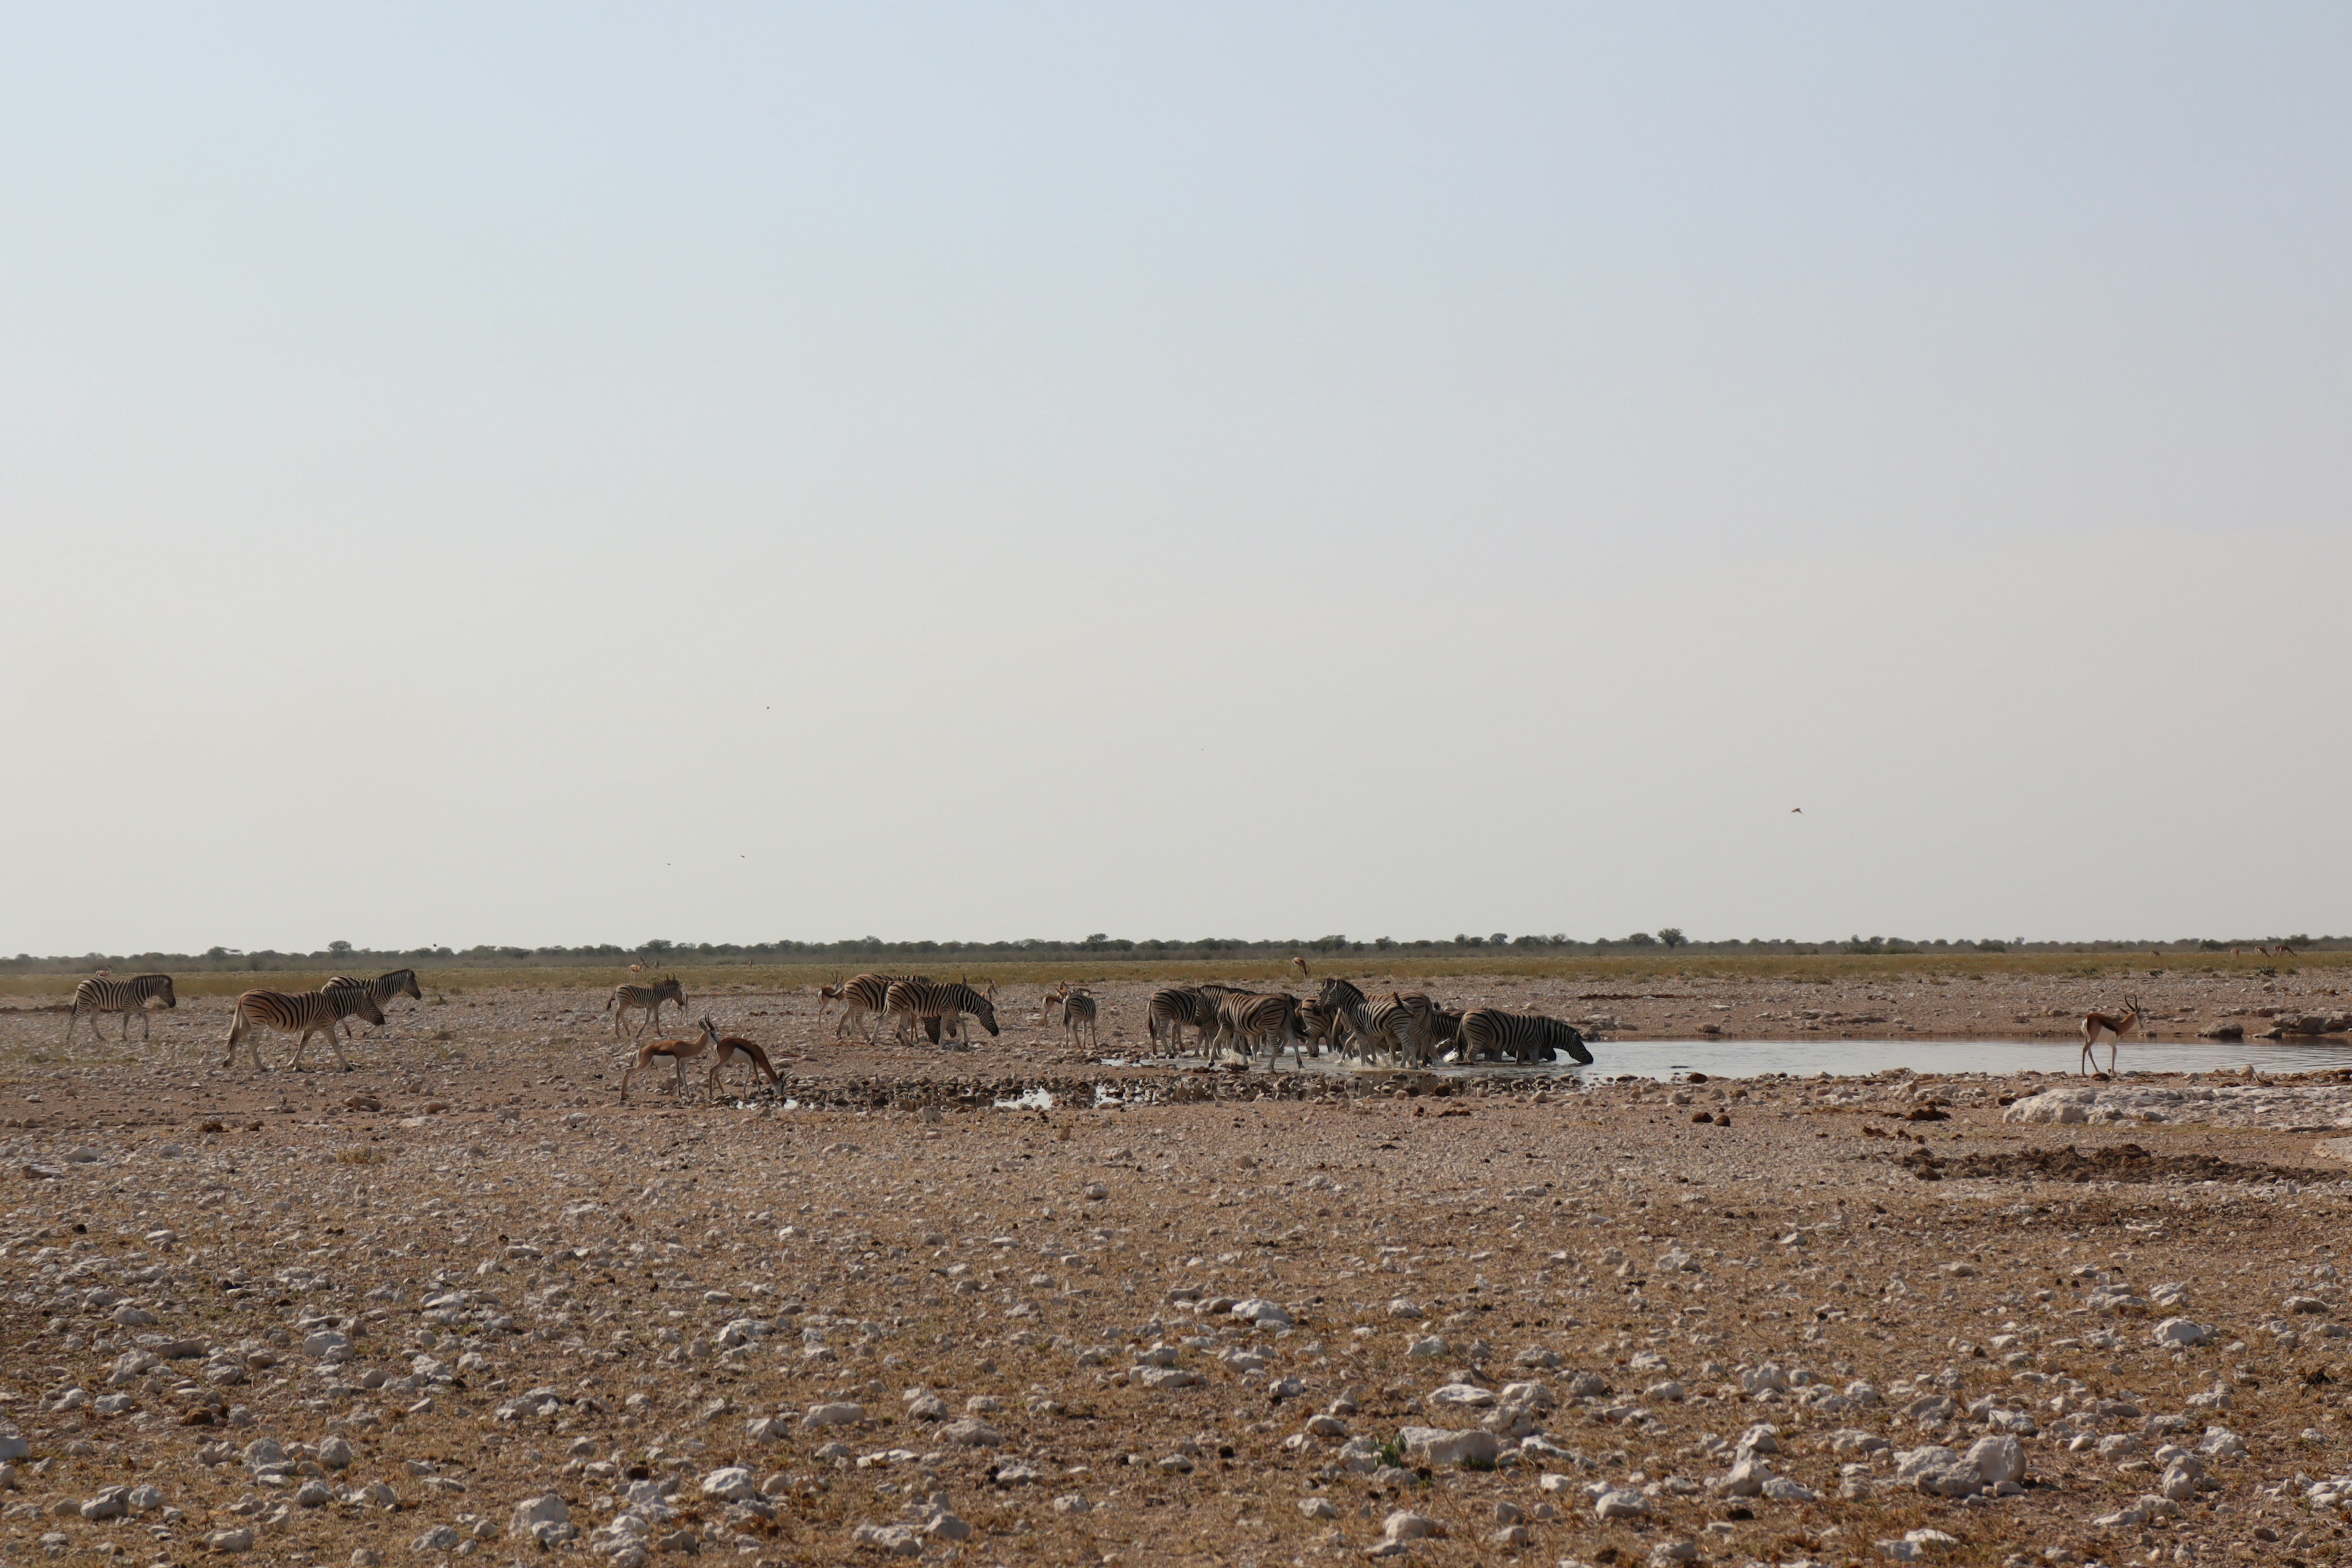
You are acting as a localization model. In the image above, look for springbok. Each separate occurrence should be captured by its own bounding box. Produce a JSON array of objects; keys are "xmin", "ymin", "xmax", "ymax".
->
[
  {"xmin": 2079, "ymin": 995, "xmax": 2144, "ymax": 1075},
  {"xmin": 1292, "ymin": 954, "xmax": 1311, "ymax": 981},
  {"xmin": 620, "ymin": 1016, "xmax": 778, "ymax": 1102}
]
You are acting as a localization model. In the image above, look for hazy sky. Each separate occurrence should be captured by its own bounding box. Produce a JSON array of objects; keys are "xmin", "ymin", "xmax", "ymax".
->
[{"xmin": 4, "ymin": 5, "xmax": 2348, "ymax": 955}]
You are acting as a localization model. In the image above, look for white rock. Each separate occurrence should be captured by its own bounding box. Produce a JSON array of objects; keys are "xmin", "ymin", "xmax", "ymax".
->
[
  {"xmin": 802, "ymin": 1402, "xmax": 865, "ymax": 1428},
  {"xmin": 1964, "ymin": 1434, "xmax": 2024, "ymax": 1488},
  {"xmin": 1398, "ymin": 1425, "xmax": 1501, "ymax": 1468},
  {"xmin": 699, "ymin": 1468, "xmax": 755, "ymax": 1502},
  {"xmin": 2152, "ymin": 1317, "xmax": 2211, "ymax": 1348},
  {"xmin": 1298, "ymin": 1496, "xmax": 1338, "ymax": 1520},
  {"xmin": 1762, "ymin": 1476, "xmax": 1819, "ymax": 1503},
  {"xmin": 1232, "ymin": 1298, "xmax": 1295, "ymax": 1327},
  {"xmin": 1387, "ymin": 1298, "xmax": 1423, "ymax": 1319},
  {"xmin": 938, "ymin": 1418, "xmax": 1003, "ymax": 1448},
  {"xmin": 1382, "ymin": 1511, "xmax": 1442, "ymax": 1540},
  {"xmin": 1594, "ymin": 1488, "xmax": 1648, "ymax": 1520},
  {"xmin": 1426, "ymin": 1383, "xmax": 1496, "ymax": 1409}
]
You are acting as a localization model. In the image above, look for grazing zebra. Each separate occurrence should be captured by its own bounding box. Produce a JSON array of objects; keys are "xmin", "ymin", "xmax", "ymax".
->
[
  {"xmin": 64, "ymin": 974, "xmax": 177, "ymax": 1047},
  {"xmin": 323, "ymin": 969, "xmax": 425, "ymax": 1039},
  {"xmin": 606, "ymin": 978, "xmax": 687, "ymax": 1039},
  {"xmin": 1212, "ymin": 990, "xmax": 1306, "ymax": 1067},
  {"xmin": 883, "ymin": 979, "xmax": 1000, "ymax": 1049},
  {"xmin": 621, "ymin": 1016, "xmax": 780, "ymax": 1103},
  {"xmin": 1145, "ymin": 986, "xmax": 1218, "ymax": 1055},
  {"xmin": 1455, "ymin": 1008, "xmax": 1592, "ymax": 1065},
  {"xmin": 223, "ymin": 987, "xmax": 387, "ymax": 1072},
  {"xmin": 818, "ymin": 973, "xmax": 921, "ymax": 1042},
  {"xmin": 1044, "ymin": 986, "xmax": 1100, "ymax": 1049}
]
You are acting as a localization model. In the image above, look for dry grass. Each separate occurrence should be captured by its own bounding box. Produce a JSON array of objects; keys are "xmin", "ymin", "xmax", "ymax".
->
[{"xmin": 2, "ymin": 949, "xmax": 2344, "ymax": 1001}]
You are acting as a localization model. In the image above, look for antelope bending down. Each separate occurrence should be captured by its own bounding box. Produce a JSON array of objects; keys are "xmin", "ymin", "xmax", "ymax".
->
[
  {"xmin": 620, "ymin": 1016, "xmax": 780, "ymax": 1102},
  {"xmin": 2079, "ymin": 995, "xmax": 2143, "ymax": 1075}
]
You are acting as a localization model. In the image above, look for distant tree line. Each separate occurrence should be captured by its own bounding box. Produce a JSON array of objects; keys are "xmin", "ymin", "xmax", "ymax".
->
[{"xmin": 2, "ymin": 930, "xmax": 2342, "ymax": 974}]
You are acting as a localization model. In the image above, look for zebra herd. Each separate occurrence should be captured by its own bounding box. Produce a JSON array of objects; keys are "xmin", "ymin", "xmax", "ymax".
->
[
  {"xmin": 813, "ymin": 969, "xmax": 1592, "ymax": 1071},
  {"xmin": 1145, "ymin": 976, "xmax": 1593, "ymax": 1069},
  {"xmin": 57, "ymin": 969, "xmax": 427, "ymax": 1071}
]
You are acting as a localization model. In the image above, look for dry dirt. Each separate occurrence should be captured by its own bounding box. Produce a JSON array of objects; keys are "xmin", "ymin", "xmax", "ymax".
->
[{"xmin": 1, "ymin": 977, "xmax": 2349, "ymax": 1568}]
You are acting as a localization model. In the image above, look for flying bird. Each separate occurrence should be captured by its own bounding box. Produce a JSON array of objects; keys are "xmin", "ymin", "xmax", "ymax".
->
[{"xmin": 1790, "ymin": 808, "xmax": 1803, "ymax": 814}]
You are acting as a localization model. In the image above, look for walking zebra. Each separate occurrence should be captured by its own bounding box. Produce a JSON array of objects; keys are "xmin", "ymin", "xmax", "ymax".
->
[
  {"xmin": 606, "ymin": 978, "xmax": 687, "ymax": 1039},
  {"xmin": 1455, "ymin": 1008, "xmax": 1591, "ymax": 1065},
  {"xmin": 64, "ymin": 973, "xmax": 177, "ymax": 1047},
  {"xmin": 323, "ymin": 969, "xmax": 425, "ymax": 1039},
  {"xmin": 1044, "ymin": 986, "xmax": 1099, "ymax": 1048},
  {"xmin": 818, "ymin": 974, "xmax": 921, "ymax": 1042},
  {"xmin": 1359, "ymin": 992, "xmax": 1446, "ymax": 1067},
  {"xmin": 223, "ymin": 987, "xmax": 387, "ymax": 1072},
  {"xmin": 883, "ymin": 979, "xmax": 1000, "ymax": 1049},
  {"xmin": 1145, "ymin": 986, "xmax": 1219, "ymax": 1055},
  {"xmin": 1212, "ymin": 990, "xmax": 1307, "ymax": 1067}
]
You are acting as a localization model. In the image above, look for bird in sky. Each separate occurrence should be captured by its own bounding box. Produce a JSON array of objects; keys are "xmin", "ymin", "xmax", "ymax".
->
[{"xmin": 1790, "ymin": 808, "xmax": 1803, "ymax": 814}]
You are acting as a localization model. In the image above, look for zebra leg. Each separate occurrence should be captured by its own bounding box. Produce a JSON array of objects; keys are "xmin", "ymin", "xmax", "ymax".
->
[{"xmin": 325, "ymin": 1024, "xmax": 353, "ymax": 1072}]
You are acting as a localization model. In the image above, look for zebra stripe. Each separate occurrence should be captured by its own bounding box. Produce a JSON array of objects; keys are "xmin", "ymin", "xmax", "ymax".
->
[
  {"xmin": 606, "ymin": 979, "xmax": 687, "ymax": 1038},
  {"xmin": 1360, "ymin": 992, "xmax": 1444, "ymax": 1066},
  {"xmin": 1455, "ymin": 1008, "xmax": 1591, "ymax": 1065},
  {"xmin": 821, "ymin": 973, "xmax": 921, "ymax": 1042},
  {"xmin": 883, "ymin": 979, "xmax": 1000, "ymax": 1048},
  {"xmin": 1213, "ymin": 990, "xmax": 1306, "ymax": 1066},
  {"xmin": 64, "ymin": 974, "xmax": 177, "ymax": 1046},
  {"xmin": 1146, "ymin": 986, "xmax": 1219, "ymax": 1055},
  {"xmin": 1046, "ymin": 988, "xmax": 1100, "ymax": 1047},
  {"xmin": 323, "ymin": 970, "xmax": 424, "ymax": 1039},
  {"xmin": 224, "ymin": 987, "xmax": 386, "ymax": 1072}
]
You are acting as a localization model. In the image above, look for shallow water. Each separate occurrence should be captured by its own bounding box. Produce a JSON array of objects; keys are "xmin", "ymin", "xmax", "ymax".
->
[{"xmin": 1108, "ymin": 1036, "xmax": 2352, "ymax": 1082}]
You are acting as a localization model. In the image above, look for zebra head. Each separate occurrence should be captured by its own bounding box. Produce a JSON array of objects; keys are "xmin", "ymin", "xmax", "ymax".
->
[
  {"xmin": 971, "ymin": 993, "xmax": 1001, "ymax": 1037},
  {"xmin": 391, "ymin": 969, "xmax": 424, "ymax": 1002},
  {"xmin": 1557, "ymin": 1023, "xmax": 1593, "ymax": 1065}
]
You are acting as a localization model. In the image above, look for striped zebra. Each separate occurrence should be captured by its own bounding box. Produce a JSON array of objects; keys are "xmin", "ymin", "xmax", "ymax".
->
[
  {"xmin": 64, "ymin": 973, "xmax": 177, "ymax": 1047},
  {"xmin": 1313, "ymin": 978, "xmax": 1392, "ymax": 1063},
  {"xmin": 883, "ymin": 979, "xmax": 1000, "ymax": 1049},
  {"xmin": 323, "ymin": 969, "xmax": 424, "ymax": 1039},
  {"xmin": 1359, "ymin": 992, "xmax": 1446, "ymax": 1067},
  {"xmin": 1212, "ymin": 990, "xmax": 1306, "ymax": 1067},
  {"xmin": 1455, "ymin": 1008, "xmax": 1592, "ymax": 1065},
  {"xmin": 1044, "ymin": 986, "xmax": 1099, "ymax": 1049},
  {"xmin": 606, "ymin": 978, "xmax": 687, "ymax": 1039},
  {"xmin": 223, "ymin": 987, "xmax": 386, "ymax": 1072},
  {"xmin": 1145, "ymin": 986, "xmax": 1219, "ymax": 1055},
  {"xmin": 818, "ymin": 974, "xmax": 923, "ymax": 1042}
]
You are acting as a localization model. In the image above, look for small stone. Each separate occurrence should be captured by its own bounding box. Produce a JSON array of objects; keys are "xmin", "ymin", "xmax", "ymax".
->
[
  {"xmin": 1054, "ymin": 1494, "xmax": 1091, "ymax": 1514},
  {"xmin": 1299, "ymin": 1496, "xmax": 1338, "ymax": 1520},
  {"xmin": 1594, "ymin": 1488, "xmax": 1648, "ymax": 1520},
  {"xmin": 207, "ymin": 1527, "xmax": 256, "ymax": 1553}
]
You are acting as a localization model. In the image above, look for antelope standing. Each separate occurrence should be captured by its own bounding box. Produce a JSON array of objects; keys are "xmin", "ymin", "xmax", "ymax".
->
[
  {"xmin": 2079, "ymin": 995, "xmax": 2143, "ymax": 1075},
  {"xmin": 620, "ymin": 1016, "xmax": 778, "ymax": 1102}
]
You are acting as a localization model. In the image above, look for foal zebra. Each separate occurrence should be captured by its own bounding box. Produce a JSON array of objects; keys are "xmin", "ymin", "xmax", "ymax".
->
[
  {"xmin": 606, "ymin": 978, "xmax": 687, "ymax": 1039},
  {"xmin": 1455, "ymin": 1008, "xmax": 1591, "ymax": 1065},
  {"xmin": 1044, "ymin": 986, "xmax": 1099, "ymax": 1048},
  {"xmin": 64, "ymin": 973, "xmax": 177, "ymax": 1047},
  {"xmin": 323, "ymin": 969, "xmax": 425, "ymax": 1039},
  {"xmin": 819, "ymin": 974, "xmax": 921, "ymax": 1042},
  {"xmin": 883, "ymin": 979, "xmax": 1000, "ymax": 1049},
  {"xmin": 223, "ymin": 987, "xmax": 387, "ymax": 1072}
]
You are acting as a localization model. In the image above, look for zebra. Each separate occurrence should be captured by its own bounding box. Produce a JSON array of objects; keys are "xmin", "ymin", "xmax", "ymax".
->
[
  {"xmin": 883, "ymin": 979, "xmax": 1000, "ymax": 1049},
  {"xmin": 223, "ymin": 987, "xmax": 387, "ymax": 1072},
  {"xmin": 1455, "ymin": 1008, "xmax": 1592, "ymax": 1065},
  {"xmin": 1360, "ymin": 992, "xmax": 1446, "ymax": 1067},
  {"xmin": 1313, "ymin": 977, "xmax": 1392, "ymax": 1063},
  {"xmin": 1212, "ymin": 990, "xmax": 1306, "ymax": 1068},
  {"xmin": 1044, "ymin": 986, "xmax": 1099, "ymax": 1049},
  {"xmin": 64, "ymin": 974, "xmax": 176, "ymax": 1047},
  {"xmin": 1146, "ymin": 986, "xmax": 1219, "ymax": 1055},
  {"xmin": 323, "ymin": 969, "xmax": 425, "ymax": 1040},
  {"xmin": 818, "ymin": 974, "xmax": 921, "ymax": 1042},
  {"xmin": 606, "ymin": 978, "xmax": 687, "ymax": 1039}
]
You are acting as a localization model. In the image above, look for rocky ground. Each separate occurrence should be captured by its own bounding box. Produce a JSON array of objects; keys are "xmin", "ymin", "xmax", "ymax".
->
[{"xmin": 1, "ymin": 979, "xmax": 2350, "ymax": 1568}]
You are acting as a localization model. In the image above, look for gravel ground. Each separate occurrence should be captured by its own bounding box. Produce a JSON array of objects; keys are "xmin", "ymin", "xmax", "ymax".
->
[{"xmin": 2, "ymin": 981, "xmax": 2350, "ymax": 1568}]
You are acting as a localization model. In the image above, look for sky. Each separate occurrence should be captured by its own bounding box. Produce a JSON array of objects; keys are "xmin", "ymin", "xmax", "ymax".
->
[{"xmin": 3, "ymin": 4, "xmax": 2348, "ymax": 955}]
